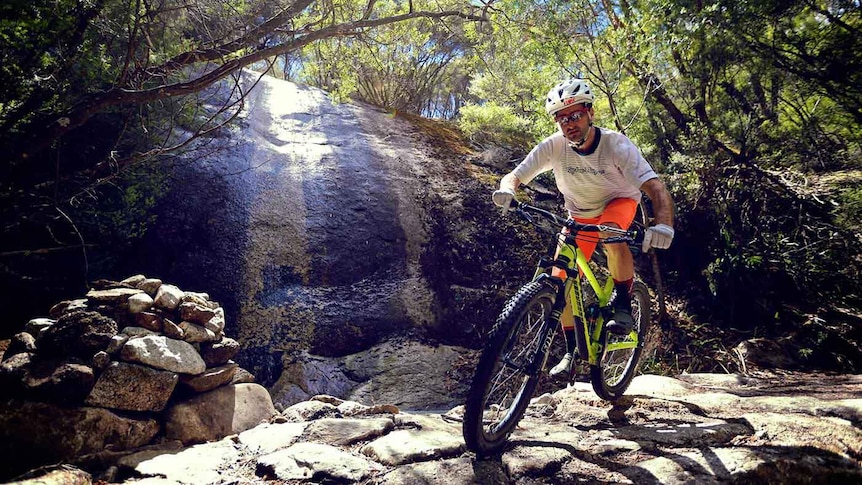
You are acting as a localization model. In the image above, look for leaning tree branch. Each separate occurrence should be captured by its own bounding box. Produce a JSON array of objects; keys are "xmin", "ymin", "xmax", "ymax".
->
[
  {"xmin": 14, "ymin": 8, "xmax": 485, "ymax": 164},
  {"xmin": 146, "ymin": 0, "xmax": 317, "ymax": 78}
]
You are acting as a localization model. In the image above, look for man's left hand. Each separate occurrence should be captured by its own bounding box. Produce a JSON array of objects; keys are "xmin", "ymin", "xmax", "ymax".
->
[{"xmin": 643, "ymin": 224, "xmax": 675, "ymax": 252}]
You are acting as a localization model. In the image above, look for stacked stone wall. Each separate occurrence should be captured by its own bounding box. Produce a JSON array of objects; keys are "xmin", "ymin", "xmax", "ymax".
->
[{"xmin": 0, "ymin": 275, "xmax": 275, "ymax": 480}]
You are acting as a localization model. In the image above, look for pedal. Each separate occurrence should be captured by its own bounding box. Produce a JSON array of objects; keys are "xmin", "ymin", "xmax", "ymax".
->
[{"xmin": 549, "ymin": 353, "xmax": 574, "ymax": 380}]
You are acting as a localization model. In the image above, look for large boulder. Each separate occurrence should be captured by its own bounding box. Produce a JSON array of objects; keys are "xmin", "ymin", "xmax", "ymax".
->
[
  {"xmin": 270, "ymin": 352, "xmax": 354, "ymax": 410},
  {"xmin": 341, "ymin": 340, "xmax": 473, "ymax": 410},
  {"xmin": 0, "ymin": 400, "xmax": 160, "ymax": 480},
  {"xmin": 164, "ymin": 383, "xmax": 277, "ymax": 444}
]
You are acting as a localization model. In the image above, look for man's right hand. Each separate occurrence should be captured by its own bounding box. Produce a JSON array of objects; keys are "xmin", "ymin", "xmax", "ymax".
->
[{"xmin": 492, "ymin": 189, "xmax": 516, "ymax": 215}]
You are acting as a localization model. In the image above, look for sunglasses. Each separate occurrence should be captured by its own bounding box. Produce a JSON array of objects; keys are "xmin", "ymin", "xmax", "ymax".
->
[{"xmin": 555, "ymin": 110, "xmax": 587, "ymax": 125}]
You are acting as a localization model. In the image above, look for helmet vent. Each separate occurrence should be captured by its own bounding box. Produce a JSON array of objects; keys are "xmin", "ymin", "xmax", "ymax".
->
[{"xmin": 572, "ymin": 85, "xmax": 581, "ymax": 95}]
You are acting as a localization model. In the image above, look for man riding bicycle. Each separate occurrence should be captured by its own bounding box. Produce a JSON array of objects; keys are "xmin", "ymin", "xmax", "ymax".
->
[{"xmin": 492, "ymin": 78, "xmax": 676, "ymax": 378}]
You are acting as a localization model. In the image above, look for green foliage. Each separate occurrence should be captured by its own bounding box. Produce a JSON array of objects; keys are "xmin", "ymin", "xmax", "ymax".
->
[
  {"xmin": 667, "ymin": 151, "xmax": 862, "ymax": 325},
  {"xmin": 70, "ymin": 160, "xmax": 168, "ymax": 253},
  {"xmin": 835, "ymin": 185, "xmax": 862, "ymax": 232},
  {"xmin": 457, "ymin": 102, "xmax": 538, "ymax": 147},
  {"xmin": 291, "ymin": 12, "xmax": 474, "ymax": 117},
  {"xmin": 0, "ymin": 0, "xmax": 106, "ymax": 130}
]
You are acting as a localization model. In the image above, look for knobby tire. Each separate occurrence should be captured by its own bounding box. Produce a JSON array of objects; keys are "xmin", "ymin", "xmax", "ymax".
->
[{"xmin": 462, "ymin": 280, "xmax": 557, "ymax": 455}]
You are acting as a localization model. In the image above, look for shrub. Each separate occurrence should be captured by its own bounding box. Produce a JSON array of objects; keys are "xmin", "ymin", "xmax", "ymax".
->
[{"xmin": 457, "ymin": 102, "xmax": 538, "ymax": 148}]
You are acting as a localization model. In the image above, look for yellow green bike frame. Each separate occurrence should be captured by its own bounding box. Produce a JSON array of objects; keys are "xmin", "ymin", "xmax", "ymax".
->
[{"xmin": 531, "ymin": 232, "xmax": 639, "ymax": 366}]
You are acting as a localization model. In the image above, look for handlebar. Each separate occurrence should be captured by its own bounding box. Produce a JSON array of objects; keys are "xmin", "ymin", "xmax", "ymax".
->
[{"xmin": 510, "ymin": 201, "xmax": 645, "ymax": 252}]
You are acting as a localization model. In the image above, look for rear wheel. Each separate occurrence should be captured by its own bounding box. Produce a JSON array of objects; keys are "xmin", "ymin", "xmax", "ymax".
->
[
  {"xmin": 462, "ymin": 281, "xmax": 557, "ymax": 455},
  {"xmin": 590, "ymin": 281, "xmax": 651, "ymax": 401}
]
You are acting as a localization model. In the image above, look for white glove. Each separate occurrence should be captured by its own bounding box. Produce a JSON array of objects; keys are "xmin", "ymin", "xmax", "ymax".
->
[
  {"xmin": 492, "ymin": 189, "xmax": 516, "ymax": 215},
  {"xmin": 643, "ymin": 224, "xmax": 675, "ymax": 252}
]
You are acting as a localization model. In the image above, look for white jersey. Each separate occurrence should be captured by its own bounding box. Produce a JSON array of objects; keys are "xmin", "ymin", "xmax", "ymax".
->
[{"xmin": 513, "ymin": 128, "xmax": 657, "ymax": 218}]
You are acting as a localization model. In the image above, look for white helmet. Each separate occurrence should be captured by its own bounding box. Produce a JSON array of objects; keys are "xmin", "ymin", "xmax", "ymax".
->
[{"xmin": 545, "ymin": 79, "xmax": 594, "ymax": 116}]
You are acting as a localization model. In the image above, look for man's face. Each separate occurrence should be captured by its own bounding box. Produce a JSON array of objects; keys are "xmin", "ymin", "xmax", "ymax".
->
[{"xmin": 554, "ymin": 104, "xmax": 592, "ymax": 143}]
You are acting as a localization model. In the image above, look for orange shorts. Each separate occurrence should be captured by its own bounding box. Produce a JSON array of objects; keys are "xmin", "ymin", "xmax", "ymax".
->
[{"xmin": 567, "ymin": 198, "xmax": 639, "ymax": 262}]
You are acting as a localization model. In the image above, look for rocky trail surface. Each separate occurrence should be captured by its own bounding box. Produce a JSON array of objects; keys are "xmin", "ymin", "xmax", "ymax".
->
[{"xmin": 14, "ymin": 371, "xmax": 860, "ymax": 484}]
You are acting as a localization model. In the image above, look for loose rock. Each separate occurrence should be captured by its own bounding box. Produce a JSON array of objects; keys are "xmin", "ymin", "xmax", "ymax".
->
[
  {"xmin": 179, "ymin": 362, "xmax": 237, "ymax": 393},
  {"xmin": 120, "ymin": 335, "xmax": 206, "ymax": 375},
  {"xmin": 85, "ymin": 361, "xmax": 178, "ymax": 412},
  {"xmin": 153, "ymin": 284, "xmax": 183, "ymax": 311},
  {"xmin": 25, "ymin": 318, "xmax": 56, "ymax": 337},
  {"xmin": 136, "ymin": 278, "xmax": 162, "ymax": 296},
  {"xmin": 37, "ymin": 311, "xmax": 117, "ymax": 359},
  {"xmin": 4, "ymin": 332, "xmax": 36, "ymax": 360},
  {"xmin": 128, "ymin": 293, "xmax": 155, "ymax": 314},
  {"xmin": 23, "ymin": 360, "xmax": 94, "ymax": 404},
  {"xmin": 199, "ymin": 337, "xmax": 240, "ymax": 367}
]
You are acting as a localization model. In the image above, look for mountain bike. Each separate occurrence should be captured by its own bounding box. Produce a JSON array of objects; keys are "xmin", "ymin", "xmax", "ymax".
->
[{"xmin": 462, "ymin": 201, "xmax": 652, "ymax": 455}]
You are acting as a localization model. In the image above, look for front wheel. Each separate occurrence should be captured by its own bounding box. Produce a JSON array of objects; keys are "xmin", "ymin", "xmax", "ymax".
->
[
  {"xmin": 590, "ymin": 281, "xmax": 651, "ymax": 401},
  {"xmin": 462, "ymin": 281, "xmax": 557, "ymax": 455}
]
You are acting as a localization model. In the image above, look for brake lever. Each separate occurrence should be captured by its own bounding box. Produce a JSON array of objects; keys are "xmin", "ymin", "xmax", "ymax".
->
[
  {"xmin": 627, "ymin": 228, "xmax": 644, "ymax": 256},
  {"xmin": 515, "ymin": 208, "xmax": 534, "ymax": 224}
]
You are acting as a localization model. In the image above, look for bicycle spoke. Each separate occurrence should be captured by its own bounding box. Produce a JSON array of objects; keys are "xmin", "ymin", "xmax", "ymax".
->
[
  {"xmin": 486, "ymin": 364, "xmax": 521, "ymax": 405},
  {"xmin": 600, "ymin": 288, "xmax": 645, "ymax": 387},
  {"xmin": 485, "ymin": 307, "xmax": 546, "ymax": 408},
  {"xmin": 482, "ymin": 375, "xmax": 529, "ymax": 427},
  {"xmin": 499, "ymin": 308, "xmax": 545, "ymax": 371},
  {"xmin": 465, "ymin": 282, "xmax": 555, "ymax": 450},
  {"xmin": 602, "ymin": 355, "xmax": 628, "ymax": 382}
]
